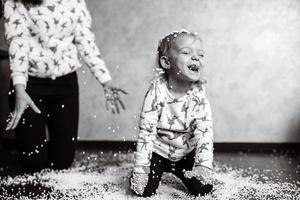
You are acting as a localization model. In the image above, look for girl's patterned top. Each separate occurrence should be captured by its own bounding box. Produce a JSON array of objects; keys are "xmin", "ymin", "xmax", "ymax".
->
[
  {"xmin": 4, "ymin": 0, "xmax": 111, "ymax": 87},
  {"xmin": 134, "ymin": 76, "xmax": 214, "ymax": 173}
]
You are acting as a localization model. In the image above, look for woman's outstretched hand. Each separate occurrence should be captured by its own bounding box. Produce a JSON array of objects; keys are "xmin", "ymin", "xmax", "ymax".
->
[
  {"xmin": 102, "ymin": 82, "xmax": 127, "ymax": 114},
  {"xmin": 6, "ymin": 84, "xmax": 41, "ymax": 130}
]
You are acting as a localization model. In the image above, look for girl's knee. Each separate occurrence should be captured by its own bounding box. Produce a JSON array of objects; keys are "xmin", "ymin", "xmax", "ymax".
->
[{"xmin": 190, "ymin": 184, "xmax": 213, "ymax": 196}]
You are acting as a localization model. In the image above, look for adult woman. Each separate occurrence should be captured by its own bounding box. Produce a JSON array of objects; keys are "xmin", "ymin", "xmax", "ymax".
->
[{"xmin": 2, "ymin": 0, "xmax": 126, "ymax": 172}]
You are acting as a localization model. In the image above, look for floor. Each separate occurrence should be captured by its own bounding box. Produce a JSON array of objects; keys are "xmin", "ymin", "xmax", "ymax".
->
[{"xmin": 0, "ymin": 148, "xmax": 299, "ymax": 200}]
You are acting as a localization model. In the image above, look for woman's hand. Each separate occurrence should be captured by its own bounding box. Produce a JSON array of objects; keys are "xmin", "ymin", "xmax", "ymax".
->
[
  {"xmin": 130, "ymin": 172, "xmax": 149, "ymax": 196},
  {"xmin": 102, "ymin": 82, "xmax": 127, "ymax": 114},
  {"xmin": 184, "ymin": 166, "xmax": 214, "ymax": 185},
  {"xmin": 6, "ymin": 84, "xmax": 41, "ymax": 130}
]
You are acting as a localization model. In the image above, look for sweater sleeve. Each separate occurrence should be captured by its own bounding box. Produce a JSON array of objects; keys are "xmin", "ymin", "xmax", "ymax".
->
[
  {"xmin": 134, "ymin": 83, "xmax": 159, "ymax": 173},
  {"xmin": 74, "ymin": 0, "xmax": 111, "ymax": 84},
  {"xmin": 193, "ymin": 96, "xmax": 214, "ymax": 169},
  {"xmin": 4, "ymin": 1, "xmax": 30, "ymax": 87}
]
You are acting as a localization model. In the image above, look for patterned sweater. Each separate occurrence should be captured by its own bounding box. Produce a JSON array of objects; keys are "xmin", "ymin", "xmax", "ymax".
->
[
  {"xmin": 4, "ymin": 0, "xmax": 111, "ymax": 87},
  {"xmin": 134, "ymin": 76, "xmax": 214, "ymax": 173}
]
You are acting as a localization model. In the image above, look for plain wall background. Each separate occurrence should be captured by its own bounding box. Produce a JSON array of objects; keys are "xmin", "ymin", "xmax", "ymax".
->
[{"xmin": 0, "ymin": 0, "xmax": 299, "ymax": 142}]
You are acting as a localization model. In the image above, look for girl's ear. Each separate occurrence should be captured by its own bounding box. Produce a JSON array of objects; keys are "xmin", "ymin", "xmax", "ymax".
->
[{"xmin": 160, "ymin": 56, "xmax": 171, "ymax": 70}]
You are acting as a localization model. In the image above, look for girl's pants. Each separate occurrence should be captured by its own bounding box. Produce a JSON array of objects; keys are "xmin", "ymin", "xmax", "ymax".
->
[
  {"xmin": 141, "ymin": 150, "xmax": 213, "ymax": 197},
  {"xmin": 10, "ymin": 72, "xmax": 79, "ymax": 173}
]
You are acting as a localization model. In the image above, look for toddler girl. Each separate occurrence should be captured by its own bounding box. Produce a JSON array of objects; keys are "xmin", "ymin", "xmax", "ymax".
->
[{"xmin": 130, "ymin": 30, "xmax": 215, "ymax": 197}]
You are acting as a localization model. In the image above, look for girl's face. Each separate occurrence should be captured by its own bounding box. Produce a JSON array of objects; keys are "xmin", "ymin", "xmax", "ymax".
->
[{"xmin": 167, "ymin": 35, "xmax": 204, "ymax": 83}]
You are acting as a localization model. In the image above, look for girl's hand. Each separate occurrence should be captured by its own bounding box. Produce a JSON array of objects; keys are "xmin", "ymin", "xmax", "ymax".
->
[
  {"xmin": 130, "ymin": 172, "xmax": 149, "ymax": 196},
  {"xmin": 6, "ymin": 84, "xmax": 41, "ymax": 130},
  {"xmin": 183, "ymin": 166, "xmax": 214, "ymax": 185},
  {"xmin": 102, "ymin": 82, "xmax": 127, "ymax": 114}
]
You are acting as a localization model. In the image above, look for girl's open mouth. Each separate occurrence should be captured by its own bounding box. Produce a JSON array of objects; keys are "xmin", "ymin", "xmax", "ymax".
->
[{"xmin": 187, "ymin": 64, "xmax": 200, "ymax": 72}]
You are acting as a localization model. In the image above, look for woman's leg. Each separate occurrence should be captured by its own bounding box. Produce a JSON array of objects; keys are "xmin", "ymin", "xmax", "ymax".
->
[
  {"xmin": 10, "ymin": 86, "xmax": 48, "ymax": 173},
  {"xmin": 46, "ymin": 72, "xmax": 79, "ymax": 169},
  {"xmin": 172, "ymin": 151, "xmax": 213, "ymax": 196}
]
